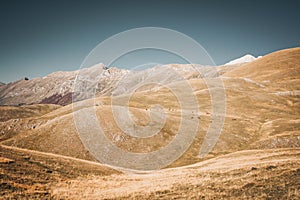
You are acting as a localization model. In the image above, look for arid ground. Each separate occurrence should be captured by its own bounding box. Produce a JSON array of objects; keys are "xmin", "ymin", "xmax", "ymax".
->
[{"xmin": 0, "ymin": 48, "xmax": 299, "ymax": 199}]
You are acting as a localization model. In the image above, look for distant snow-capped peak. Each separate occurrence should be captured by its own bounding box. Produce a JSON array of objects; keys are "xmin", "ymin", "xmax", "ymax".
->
[{"xmin": 225, "ymin": 54, "xmax": 260, "ymax": 65}]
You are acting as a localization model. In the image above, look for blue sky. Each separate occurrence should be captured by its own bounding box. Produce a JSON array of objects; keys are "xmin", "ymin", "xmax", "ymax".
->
[{"xmin": 0, "ymin": 0, "xmax": 299, "ymax": 83}]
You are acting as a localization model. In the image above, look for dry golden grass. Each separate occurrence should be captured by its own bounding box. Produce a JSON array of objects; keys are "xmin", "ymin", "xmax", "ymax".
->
[
  {"xmin": 0, "ymin": 104, "xmax": 60, "ymax": 122},
  {"xmin": 0, "ymin": 145, "xmax": 120, "ymax": 199},
  {"xmin": 51, "ymin": 148, "xmax": 300, "ymax": 200},
  {"xmin": 0, "ymin": 47, "xmax": 299, "ymax": 199},
  {"xmin": 0, "ymin": 104, "xmax": 61, "ymax": 142},
  {"xmin": 1, "ymin": 144, "xmax": 298, "ymax": 199}
]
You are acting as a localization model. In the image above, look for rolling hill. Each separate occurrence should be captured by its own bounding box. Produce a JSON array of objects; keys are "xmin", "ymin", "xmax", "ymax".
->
[
  {"xmin": 0, "ymin": 47, "xmax": 299, "ymax": 199},
  {"xmin": 2, "ymin": 47, "xmax": 299, "ymax": 163}
]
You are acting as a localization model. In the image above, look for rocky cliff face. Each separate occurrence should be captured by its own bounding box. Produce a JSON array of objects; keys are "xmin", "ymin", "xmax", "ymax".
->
[{"xmin": 0, "ymin": 64, "xmax": 128, "ymax": 106}]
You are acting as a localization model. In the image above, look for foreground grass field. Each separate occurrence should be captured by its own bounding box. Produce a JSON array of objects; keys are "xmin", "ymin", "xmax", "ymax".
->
[{"xmin": 1, "ymin": 145, "xmax": 299, "ymax": 199}]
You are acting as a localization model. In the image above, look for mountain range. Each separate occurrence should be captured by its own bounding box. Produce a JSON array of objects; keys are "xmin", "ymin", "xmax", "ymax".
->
[
  {"xmin": 0, "ymin": 47, "xmax": 299, "ymax": 199},
  {"xmin": 0, "ymin": 53, "xmax": 265, "ymax": 106}
]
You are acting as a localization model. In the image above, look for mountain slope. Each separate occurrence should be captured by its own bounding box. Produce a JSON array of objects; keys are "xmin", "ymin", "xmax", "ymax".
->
[
  {"xmin": 1, "ymin": 47, "xmax": 299, "ymax": 199},
  {"xmin": 0, "ymin": 104, "xmax": 61, "ymax": 142},
  {"xmin": 2, "ymin": 47, "xmax": 299, "ymax": 169},
  {"xmin": 224, "ymin": 47, "xmax": 300, "ymax": 90},
  {"xmin": 0, "ymin": 64, "xmax": 127, "ymax": 106}
]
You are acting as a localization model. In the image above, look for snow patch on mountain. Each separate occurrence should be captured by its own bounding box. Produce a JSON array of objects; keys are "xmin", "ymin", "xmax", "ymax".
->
[{"xmin": 225, "ymin": 54, "xmax": 260, "ymax": 65}]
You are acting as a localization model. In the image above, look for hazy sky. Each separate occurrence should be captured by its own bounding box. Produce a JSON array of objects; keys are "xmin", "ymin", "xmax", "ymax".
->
[{"xmin": 0, "ymin": 0, "xmax": 299, "ymax": 83}]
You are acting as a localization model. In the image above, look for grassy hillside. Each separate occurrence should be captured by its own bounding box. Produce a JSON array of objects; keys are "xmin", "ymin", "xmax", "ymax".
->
[{"xmin": 2, "ymin": 48, "xmax": 299, "ymax": 168}]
